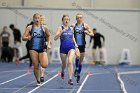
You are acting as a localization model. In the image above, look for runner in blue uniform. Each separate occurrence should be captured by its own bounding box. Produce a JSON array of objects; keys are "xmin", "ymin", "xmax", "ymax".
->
[
  {"xmin": 54, "ymin": 14, "xmax": 78, "ymax": 85},
  {"xmin": 22, "ymin": 13, "xmax": 51, "ymax": 86},
  {"xmin": 71, "ymin": 13, "xmax": 94, "ymax": 83}
]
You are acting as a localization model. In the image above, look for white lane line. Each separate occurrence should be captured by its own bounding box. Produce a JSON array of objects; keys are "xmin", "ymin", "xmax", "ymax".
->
[
  {"xmin": 43, "ymin": 88, "xmax": 121, "ymax": 92},
  {"xmin": 114, "ymin": 66, "xmax": 127, "ymax": 93},
  {"xmin": 0, "ymin": 73, "xmax": 16, "ymax": 79},
  {"xmin": 0, "ymin": 70, "xmax": 60, "ymax": 73},
  {"xmin": 12, "ymin": 72, "xmax": 50, "ymax": 93},
  {"xmin": 117, "ymin": 73, "xmax": 128, "ymax": 93},
  {"xmin": 12, "ymin": 68, "xmax": 60, "ymax": 93},
  {"xmin": 76, "ymin": 75, "xmax": 89, "ymax": 93},
  {"xmin": 119, "ymin": 71, "xmax": 140, "ymax": 75},
  {"xmin": 0, "ymin": 88, "xmax": 122, "ymax": 92},
  {"xmin": 90, "ymin": 72, "xmax": 111, "ymax": 76},
  {"xmin": 69, "ymin": 66, "xmax": 90, "ymax": 93},
  {"xmin": 0, "ymin": 73, "xmax": 28, "ymax": 86},
  {"xmin": 27, "ymin": 74, "xmax": 58, "ymax": 93},
  {"xmin": 12, "ymin": 73, "xmax": 50, "ymax": 93},
  {"xmin": 80, "ymin": 89, "xmax": 121, "ymax": 92},
  {"xmin": 12, "ymin": 81, "xmax": 36, "ymax": 93},
  {"xmin": 0, "ymin": 70, "xmax": 60, "ymax": 74}
]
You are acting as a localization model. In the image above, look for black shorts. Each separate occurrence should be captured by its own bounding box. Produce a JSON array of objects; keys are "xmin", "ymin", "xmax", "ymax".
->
[
  {"xmin": 2, "ymin": 42, "xmax": 9, "ymax": 47},
  {"xmin": 30, "ymin": 49, "xmax": 46, "ymax": 53},
  {"xmin": 93, "ymin": 44, "xmax": 102, "ymax": 49},
  {"xmin": 78, "ymin": 45, "xmax": 85, "ymax": 53}
]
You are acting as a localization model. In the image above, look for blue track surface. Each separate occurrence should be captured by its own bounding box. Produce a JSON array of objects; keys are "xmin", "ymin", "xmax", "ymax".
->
[{"xmin": 0, "ymin": 62, "xmax": 140, "ymax": 93}]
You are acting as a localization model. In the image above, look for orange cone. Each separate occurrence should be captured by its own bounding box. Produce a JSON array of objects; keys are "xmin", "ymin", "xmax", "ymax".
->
[
  {"xmin": 26, "ymin": 69, "xmax": 30, "ymax": 74},
  {"xmin": 88, "ymin": 71, "xmax": 91, "ymax": 76},
  {"xmin": 57, "ymin": 71, "xmax": 61, "ymax": 76}
]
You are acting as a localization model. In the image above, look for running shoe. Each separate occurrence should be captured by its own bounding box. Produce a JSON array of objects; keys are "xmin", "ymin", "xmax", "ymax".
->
[
  {"xmin": 74, "ymin": 69, "xmax": 78, "ymax": 77},
  {"xmin": 37, "ymin": 81, "xmax": 41, "ymax": 86},
  {"xmin": 68, "ymin": 79, "xmax": 74, "ymax": 85},
  {"xmin": 61, "ymin": 72, "xmax": 64, "ymax": 79},
  {"xmin": 40, "ymin": 77, "xmax": 44, "ymax": 83},
  {"xmin": 77, "ymin": 74, "xmax": 80, "ymax": 83}
]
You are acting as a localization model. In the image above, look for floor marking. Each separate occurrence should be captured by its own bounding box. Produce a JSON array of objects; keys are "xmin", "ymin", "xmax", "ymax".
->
[
  {"xmin": 0, "ymin": 73, "xmax": 28, "ymax": 86},
  {"xmin": 27, "ymin": 74, "xmax": 58, "ymax": 93},
  {"xmin": 76, "ymin": 75, "xmax": 89, "ymax": 93}
]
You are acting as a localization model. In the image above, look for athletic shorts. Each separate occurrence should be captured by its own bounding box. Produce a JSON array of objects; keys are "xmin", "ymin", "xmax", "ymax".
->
[
  {"xmin": 78, "ymin": 45, "xmax": 85, "ymax": 53},
  {"xmin": 30, "ymin": 49, "xmax": 46, "ymax": 53},
  {"xmin": 93, "ymin": 43, "xmax": 102, "ymax": 49},
  {"xmin": 60, "ymin": 45, "xmax": 75, "ymax": 54}
]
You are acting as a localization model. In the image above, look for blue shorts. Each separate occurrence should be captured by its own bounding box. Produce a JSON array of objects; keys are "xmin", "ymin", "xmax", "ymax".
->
[{"xmin": 60, "ymin": 45, "xmax": 75, "ymax": 54}]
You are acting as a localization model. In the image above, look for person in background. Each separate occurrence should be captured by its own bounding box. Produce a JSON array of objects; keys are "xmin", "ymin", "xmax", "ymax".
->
[
  {"xmin": 88, "ymin": 28, "xmax": 105, "ymax": 64},
  {"xmin": 9, "ymin": 24, "xmax": 22, "ymax": 62},
  {"xmin": 0, "ymin": 26, "xmax": 10, "ymax": 47},
  {"xmin": 0, "ymin": 26, "xmax": 13, "ymax": 62},
  {"xmin": 19, "ymin": 21, "xmax": 34, "ymax": 68}
]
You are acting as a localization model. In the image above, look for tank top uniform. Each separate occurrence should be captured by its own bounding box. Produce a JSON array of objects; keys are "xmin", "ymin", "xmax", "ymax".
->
[
  {"xmin": 74, "ymin": 23, "xmax": 86, "ymax": 53},
  {"xmin": 29, "ymin": 25, "xmax": 47, "ymax": 53},
  {"xmin": 60, "ymin": 26, "xmax": 75, "ymax": 54}
]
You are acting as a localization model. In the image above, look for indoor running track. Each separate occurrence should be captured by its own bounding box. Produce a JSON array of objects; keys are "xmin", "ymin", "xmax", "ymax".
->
[{"xmin": 0, "ymin": 62, "xmax": 140, "ymax": 93}]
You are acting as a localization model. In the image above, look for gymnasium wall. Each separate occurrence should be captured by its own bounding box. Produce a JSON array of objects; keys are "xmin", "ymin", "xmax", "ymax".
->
[
  {"xmin": 0, "ymin": 0, "xmax": 140, "ymax": 8},
  {"xmin": 0, "ymin": 7, "xmax": 140, "ymax": 64}
]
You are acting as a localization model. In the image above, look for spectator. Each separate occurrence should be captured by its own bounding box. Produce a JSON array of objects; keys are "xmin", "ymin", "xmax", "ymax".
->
[
  {"xmin": 88, "ymin": 28, "xmax": 105, "ymax": 64},
  {"xmin": 9, "ymin": 24, "xmax": 22, "ymax": 61},
  {"xmin": 0, "ymin": 26, "xmax": 10, "ymax": 47},
  {"xmin": 19, "ymin": 21, "xmax": 34, "ymax": 68},
  {"xmin": 0, "ymin": 26, "xmax": 13, "ymax": 62},
  {"xmin": 9, "ymin": 24, "xmax": 21, "ymax": 45}
]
